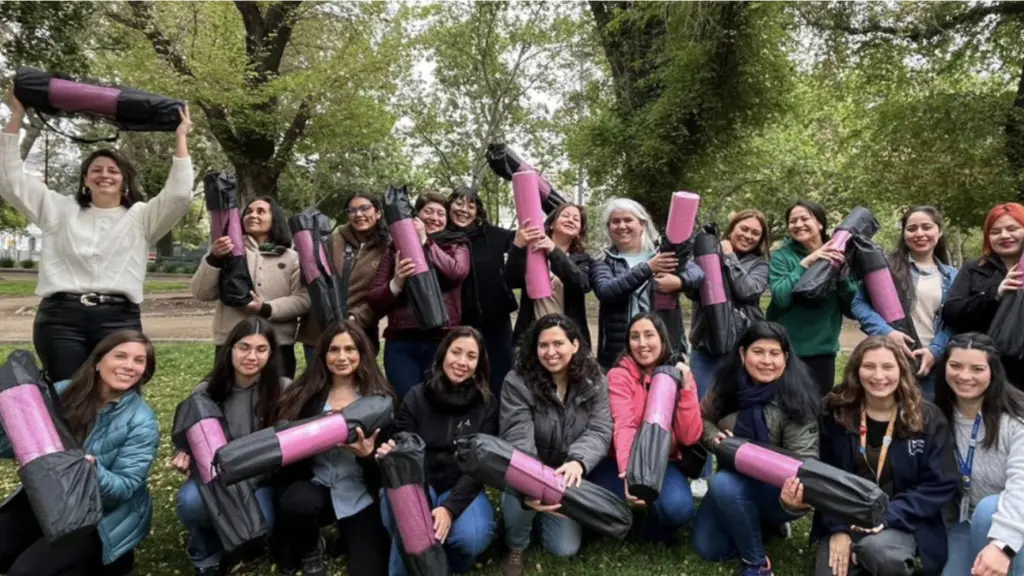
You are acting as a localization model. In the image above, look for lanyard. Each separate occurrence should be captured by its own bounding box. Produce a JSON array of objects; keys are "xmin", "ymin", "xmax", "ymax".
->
[
  {"xmin": 954, "ymin": 413, "xmax": 983, "ymax": 492},
  {"xmin": 860, "ymin": 407, "xmax": 897, "ymax": 483}
]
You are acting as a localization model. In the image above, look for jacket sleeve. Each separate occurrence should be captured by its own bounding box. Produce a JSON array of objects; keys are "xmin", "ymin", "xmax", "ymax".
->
[
  {"xmin": 838, "ymin": 276, "xmax": 860, "ymax": 318},
  {"xmin": 394, "ymin": 390, "xmax": 418, "ymax": 434},
  {"xmin": 942, "ymin": 265, "xmax": 1001, "ymax": 334},
  {"xmin": 499, "ymin": 372, "xmax": 538, "ymax": 457},
  {"xmin": 700, "ymin": 393, "xmax": 724, "ymax": 448},
  {"xmin": 989, "ymin": 418, "xmax": 1024, "ymax": 552},
  {"xmin": 885, "ymin": 411, "xmax": 959, "ymax": 533},
  {"xmin": 606, "ymin": 367, "xmax": 640, "ymax": 474},
  {"xmin": 679, "ymin": 260, "xmax": 705, "ymax": 291},
  {"xmin": 0, "ymin": 133, "xmax": 75, "ymax": 230},
  {"xmin": 566, "ymin": 376, "xmax": 613, "ymax": 475},
  {"xmin": 723, "ymin": 254, "xmax": 769, "ymax": 304},
  {"xmin": 427, "ymin": 242, "xmax": 470, "ymax": 283},
  {"xmin": 95, "ymin": 414, "xmax": 160, "ymax": 507},
  {"xmin": 781, "ymin": 417, "xmax": 819, "ymax": 460},
  {"xmin": 268, "ymin": 255, "xmax": 311, "ymax": 321},
  {"xmin": 590, "ymin": 258, "xmax": 653, "ymax": 303},
  {"xmin": 441, "ymin": 398, "xmax": 499, "ymax": 520},
  {"xmin": 138, "ymin": 156, "xmax": 195, "ymax": 244},
  {"xmin": 189, "ymin": 256, "xmax": 222, "ymax": 302},
  {"xmin": 768, "ymin": 251, "xmax": 805, "ymax": 311},
  {"xmin": 672, "ymin": 374, "xmax": 703, "ymax": 448},
  {"xmin": 366, "ymin": 246, "xmax": 401, "ymax": 316},
  {"xmin": 504, "ymin": 245, "xmax": 527, "ymax": 289},
  {"xmin": 851, "ymin": 284, "xmax": 894, "ymax": 337},
  {"xmin": 549, "ymin": 248, "xmax": 590, "ymax": 293}
]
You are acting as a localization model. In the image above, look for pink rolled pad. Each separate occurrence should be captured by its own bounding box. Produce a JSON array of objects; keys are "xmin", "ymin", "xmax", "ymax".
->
[
  {"xmin": 665, "ymin": 192, "xmax": 701, "ymax": 244},
  {"xmin": 292, "ymin": 230, "xmax": 330, "ymax": 285},
  {"xmin": 826, "ymin": 230, "xmax": 853, "ymax": 268},
  {"xmin": 696, "ymin": 254, "xmax": 727, "ymax": 305},
  {"xmin": 387, "ymin": 485, "xmax": 438, "ymax": 554},
  {"xmin": 733, "ymin": 443, "xmax": 803, "ymax": 488},
  {"xmin": 389, "ymin": 219, "xmax": 429, "ymax": 276},
  {"xmin": 513, "ymin": 171, "xmax": 553, "ymax": 300},
  {"xmin": 48, "ymin": 78, "xmax": 119, "ymax": 117},
  {"xmin": 505, "ymin": 449, "xmax": 566, "ymax": 504},
  {"xmin": 0, "ymin": 384, "xmax": 64, "ymax": 466},
  {"xmin": 209, "ymin": 208, "xmax": 245, "ymax": 257},
  {"xmin": 865, "ymin": 269, "xmax": 907, "ymax": 323},
  {"xmin": 643, "ymin": 372, "xmax": 679, "ymax": 431},
  {"xmin": 186, "ymin": 418, "xmax": 228, "ymax": 484},
  {"xmin": 278, "ymin": 412, "xmax": 351, "ymax": 466}
]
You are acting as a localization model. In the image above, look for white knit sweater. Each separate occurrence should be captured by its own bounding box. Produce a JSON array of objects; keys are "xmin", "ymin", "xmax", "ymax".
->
[{"xmin": 0, "ymin": 133, "xmax": 194, "ymax": 303}]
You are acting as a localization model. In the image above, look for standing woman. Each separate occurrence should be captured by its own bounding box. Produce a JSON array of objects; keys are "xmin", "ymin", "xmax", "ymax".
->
[
  {"xmin": 1, "ymin": 90, "xmax": 194, "ymax": 382},
  {"xmin": 499, "ymin": 314, "xmax": 612, "ymax": 575},
  {"xmin": 809, "ymin": 336, "xmax": 957, "ymax": 576},
  {"xmin": 0, "ymin": 331, "xmax": 160, "ymax": 575},
  {"xmin": 591, "ymin": 198, "xmax": 703, "ymax": 371},
  {"xmin": 190, "ymin": 196, "xmax": 310, "ymax": 378},
  {"xmin": 505, "ymin": 203, "xmax": 594, "ymax": 348},
  {"xmin": 936, "ymin": 333, "xmax": 1024, "ymax": 576},
  {"xmin": 272, "ymin": 320, "xmax": 395, "ymax": 576},
  {"xmin": 851, "ymin": 206, "xmax": 957, "ymax": 400},
  {"xmin": 377, "ymin": 326, "xmax": 498, "ymax": 575},
  {"xmin": 943, "ymin": 203, "xmax": 1024, "ymax": 388},
  {"xmin": 297, "ymin": 192, "xmax": 389, "ymax": 365},
  {"xmin": 367, "ymin": 192, "xmax": 470, "ymax": 399},
  {"xmin": 766, "ymin": 200, "xmax": 859, "ymax": 397},
  {"xmin": 171, "ymin": 317, "xmax": 286, "ymax": 575}
]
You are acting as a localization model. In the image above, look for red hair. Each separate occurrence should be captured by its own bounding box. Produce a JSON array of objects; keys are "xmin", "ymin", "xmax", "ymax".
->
[{"xmin": 982, "ymin": 203, "xmax": 1024, "ymax": 256}]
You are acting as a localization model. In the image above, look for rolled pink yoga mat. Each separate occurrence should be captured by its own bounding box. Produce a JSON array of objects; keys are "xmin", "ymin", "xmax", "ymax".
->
[
  {"xmin": 292, "ymin": 229, "xmax": 329, "ymax": 285},
  {"xmin": 732, "ymin": 442, "xmax": 803, "ymax": 488},
  {"xmin": 696, "ymin": 254, "xmax": 727, "ymax": 306},
  {"xmin": 643, "ymin": 371, "xmax": 678, "ymax": 431},
  {"xmin": 665, "ymin": 192, "xmax": 700, "ymax": 244},
  {"xmin": 505, "ymin": 449, "xmax": 566, "ymax": 504},
  {"xmin": 513, "ymin": 171, "xmax": 553, "ymax": 300},
  {"xmin": 390, "ymin": 219, "xmax": 429, "ymax": 276},
  {"xmin": 49, "ymin": 78, "xmax": 119, "ymax": 117},
  {"xmin": 387, "ymin": 485, "xmax": 437, "ymax": 555},
  {"xmin": 864, "ymin": 269, "xmax": 907, "ymax": 323},
  {"xmin": 827, "ymin": 230, "xmax": 852, "ymax": 268},
  {"xmin": 277, "ymin": 412, "xmax": 351, "ymax": 466},
  {"xmin": 186, "ymin": 418, "xmax": 229, "ymax": 484},
  {"xmin": 210, "ymin": 207, "xmax": 246, "ymax": 257},
  {"xmin": 0, "ymin": 385, "xmax": 64, "ymax": 466}
]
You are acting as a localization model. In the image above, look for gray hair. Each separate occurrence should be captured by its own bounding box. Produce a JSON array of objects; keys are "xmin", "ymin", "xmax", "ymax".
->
[{"xmin": 597, "ymin": 197, "xmax": 661, "ymax": 254}]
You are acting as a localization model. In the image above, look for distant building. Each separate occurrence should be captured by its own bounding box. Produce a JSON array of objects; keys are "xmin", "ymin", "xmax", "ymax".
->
[{"xmin": 1, "ymin": 224, "xmax": 42, "ymax": 261}]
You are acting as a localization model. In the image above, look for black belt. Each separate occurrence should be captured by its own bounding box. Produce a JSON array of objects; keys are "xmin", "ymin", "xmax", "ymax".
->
[{"xmin": 48, "ymin": 292, "xmax": 132, "ymax": 307}]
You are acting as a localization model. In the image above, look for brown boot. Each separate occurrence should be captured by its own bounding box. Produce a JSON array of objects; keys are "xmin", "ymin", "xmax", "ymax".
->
[{"xmin": 501, "ymin": 549, "xmax": 525, "ymax": 576}]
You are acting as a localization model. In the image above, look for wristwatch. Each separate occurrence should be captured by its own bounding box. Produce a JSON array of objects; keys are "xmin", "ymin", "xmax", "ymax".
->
[{"xmin": 990, "ymin": 539, "xmax": 1017, "ymax": 559}]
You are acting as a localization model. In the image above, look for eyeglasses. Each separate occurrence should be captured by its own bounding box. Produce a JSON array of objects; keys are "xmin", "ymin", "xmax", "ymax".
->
[{"xmin": 346, "ymin": 204, "xmax": 375, "ymax": 215}]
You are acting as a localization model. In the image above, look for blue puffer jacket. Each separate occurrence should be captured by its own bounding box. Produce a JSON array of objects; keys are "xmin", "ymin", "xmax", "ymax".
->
[{"xmin": 0, "ymin": 379, "xmax": 159, "ymax": 565}]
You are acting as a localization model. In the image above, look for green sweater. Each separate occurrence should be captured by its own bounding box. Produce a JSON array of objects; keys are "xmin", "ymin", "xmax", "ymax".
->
[{"xmin": 765, "ymin": 238, "xmax": 858, "ymax": 357}]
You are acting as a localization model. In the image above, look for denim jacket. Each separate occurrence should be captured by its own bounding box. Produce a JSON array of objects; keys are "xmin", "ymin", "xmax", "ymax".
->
[{"xmin": 851, "ymin": 261, "xmax": 957, "ymax": 359}]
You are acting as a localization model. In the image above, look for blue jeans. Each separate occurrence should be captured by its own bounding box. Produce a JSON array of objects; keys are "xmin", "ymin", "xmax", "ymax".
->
[
  {"xmin": 590, "ymin": 458, "xmax": 695, "ymax": 542},
  {"xmin": 691, "ymin": 469, "xmax": 802, "ymax": 566},
  {"xmin": 176, "ymin": 479, "xmax": 276, "ymax": 569},
  {"xmin": 945, "ymin": 494, "xmax": 1024, "ymax": 576},
  {"xmin": 501, "ymin": 490, "xmax": 583, "ymax": 558},
  {"xmin": 688, "ymin": 349, "xmax": 721, "ymax": 478},
  {"xmin": 383, "ymin": 340, "xmax": 440, "ymax": 399},
  {"xmin": 379, "ymin": 487, "xmax": 495, "ymax": 575}
]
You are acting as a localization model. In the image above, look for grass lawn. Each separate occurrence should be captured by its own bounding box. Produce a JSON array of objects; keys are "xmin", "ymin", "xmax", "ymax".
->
[
  {"xmin": 0, "ymin": 344, "xmax": 847, "ymax": 576},
  {"xmin": 0, "ymin": 278, "xmax": 189, "ymax": 298}
]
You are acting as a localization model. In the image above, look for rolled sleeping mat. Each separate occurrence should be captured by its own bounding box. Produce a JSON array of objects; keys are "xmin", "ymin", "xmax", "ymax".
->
[
  {"xmin": 715, "ymin": 437, "xmax": 889, "ymax": 528},
  {"xmin": 289, "ymin": 208, "xmax": 347, "ymax": 329},
  {"xmin": 14, "ymin": 66, "xmax": 184, "ymax": 132},
  {"xmin": 204, "ymin": 172, "xmax": 254, "ymax": 307},
  {"xmin": 692, "ymin": 225, "xmax": 736, "ymax": 356},
  {"xmin": 214, "ymin": 394, "xmax": 394, "ymax": 486},
  {"xmin": 454, "ymin": 434, "xmax": 632, "ymax": 540},
  {"xmin": 626, "ymin": 366, "xmax": 683, "ymax": 503},
  {"xmin": 171, "ymin": 394, "xmax": 268, "ymax": 551},
  {"xmin": 0, "ymin": 350, "xmax": 103, "ymax": 542},
  {"xmin": 379, "ymin": 433, "xmax": 449, "ymax": 576},
  {"xmin": 485, "ymin": 143, "xmax": 567, "ymax": 213},
  {"xmin": 383, "ymin": 185, "xmax": 449, "ymax": 331},
  {"xmin": 655, "ymin": 192, "xmax": 701, "ymax": 310},
  {"xmin": 793, "ymin": 206, "xmax": 880, "ymax": 307},
  {"xmin": 850, "ymin": 236, "xmax": 922, "ymax": 349},
  {"xmin": 513, "ymin": 171, "xmax": 553, "ymax": 300}
]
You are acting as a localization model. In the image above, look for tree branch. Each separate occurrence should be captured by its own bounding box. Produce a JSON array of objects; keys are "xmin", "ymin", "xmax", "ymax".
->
[
  {"xmin": 419, "ymin": 130, "xmax": 458, "ymax": 188},
  {"xmin": 269, "ymin": 98, "xmax": 312, "ymax": 176},
  {"xmin": 121, "ymin": 2, "xmax": 196, "ymax": 78},
  {"xmin": 234, "ymin": 1, "xmax": 302, "ymax": 87},
  {"xmin": 809, "ymin": 1, "xmax": 1024, "ymax": 42}
]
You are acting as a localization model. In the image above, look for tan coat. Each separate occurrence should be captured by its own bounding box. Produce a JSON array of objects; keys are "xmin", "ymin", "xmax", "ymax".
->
[{"xmin": 190, "ymin": 236, "xmax": 310, "ymax": 345}]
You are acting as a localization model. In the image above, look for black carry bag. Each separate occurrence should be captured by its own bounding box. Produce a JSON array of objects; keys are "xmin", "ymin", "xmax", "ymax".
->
[{"xmin": 204, "ymin": 172, "xmax": 254, "ymax": 307}]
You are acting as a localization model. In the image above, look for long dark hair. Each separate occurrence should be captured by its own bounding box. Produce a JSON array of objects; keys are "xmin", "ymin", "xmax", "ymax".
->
[
  {"xmin": 889, "ymin": 206, "xmax": 950, "ymax": 298},
  {"xmin": 936, "ymin": 333, "xmax": 1024, "ymax": 449},
  {"xmin": 514, "ymin": 314, "xmax": 602, "ymax": 407},
  {"xmin": 274, "ymin": 320, "xmax": 394, "ymax": 421},
  {"xmin": 617, "ymin": 312, "xmax": 674, "ymax": 369},
  {"xmin": 63, "ymin": 331, "xmax": 156, "ymax": 442},
  {"xmin": 544, "ymin": 203, "xmax": 588, "ymax": 254},
  {"xmin": 346, "ymin": 192, "xmax": 389, "ymax": 244},
  {"xmin": 825, "ymin": 336, "xmax": 924, "ymax": 437},
  {"xmin": 244, "ymin": 196, "xmax": 293, "ymax": 248},
  {"xmin": 784, "ymin": 200, "xmax": 829, "ymax": 245},
  {"xmin": 205, "ymin": 317, "xmax": 282, "ymax": 428},
  {"xmin": 447, "ymin": 186, "xmax": 489, "ymax": 226},
  {"xmin": 707, "ymin": 321, "xmax": 819, "ymax": 424},
  {"xmin": 75, "ymin": 149, "xmax": 144, "ymax": 208},
  {"xmin": 428, "ymin": 326, "xmax": 491, "ymax": 403}
]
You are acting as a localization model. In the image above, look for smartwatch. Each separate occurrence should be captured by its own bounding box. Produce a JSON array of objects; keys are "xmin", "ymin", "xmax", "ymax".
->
[{"xmin": 991, "ymin": 539, "xmax": 1017, "ymax": 559}]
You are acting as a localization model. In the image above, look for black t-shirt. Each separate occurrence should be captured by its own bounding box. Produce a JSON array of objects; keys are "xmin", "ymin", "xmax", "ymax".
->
[{"xmin": 853, "ymin": 416, "xmax": 895, "ymax": 497}]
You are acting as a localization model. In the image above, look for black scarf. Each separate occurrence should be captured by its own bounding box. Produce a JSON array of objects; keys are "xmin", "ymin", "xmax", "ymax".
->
[{"xmin": 424, "ymin": 376, "xmax": 483, "ymax": 415}]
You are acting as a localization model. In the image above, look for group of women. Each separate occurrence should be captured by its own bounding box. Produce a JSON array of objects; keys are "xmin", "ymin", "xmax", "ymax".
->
[{"xmin": 4, "ymin": 85, "xmax": 1024, "ymax": 576}]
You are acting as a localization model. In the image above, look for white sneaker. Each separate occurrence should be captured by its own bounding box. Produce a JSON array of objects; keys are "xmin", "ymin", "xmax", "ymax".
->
[{"xmin": 690, "ymin": 478, "xmax": 708, "ymax": 499}]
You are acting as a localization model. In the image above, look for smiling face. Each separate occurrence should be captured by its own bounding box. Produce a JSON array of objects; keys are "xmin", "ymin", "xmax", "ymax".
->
[
  {"xmin": 988, "ymin": 214, "xmax": 1024, "ymax": 259},
  {"xmin": 347, "ymin": 196, "xmax": 380, "ymax": 234},
  {"xmin": 537, "ymin": 326, "xmax": 580, "ymax": 376},
  {"xmin": 628, "ymin": 318, "xmax": 664, "ymax": 369},
  {"xmin": 418, "ymin": 201, "xmax": 447, "ymax": 234},
  {"xmin": 741, "ymin": 338, "xmax": 787, "ymax": 384},
  {"xmin": 787, "ymin": 206, "xmax": 823, "ymax": 246},
  {"xmin": 450, "ymin": 196, "xmax": 478, "ymax": 228},
  {"xmin": 443, "ymin": 336, "xmax": 480, "ymax": 385},
  {"xmin": 728, "ymin": 217, "xmax": 764, "ymax": 255},
  {"xmin": 858, "ymin": 347, "xmax": 901, "ymax": 402},
  {"xmin": 325, "ymin": 332, "xmax": 360, "ymax": 379},
  {"xmin": 243, "ymin": 200, "xmax": 273, "ymax": 238},
  {"xmin": 85, "ymin": 156, "xmax": 124, "ymax": 204},
  {"xmin": 552, "ymin": 206, "xmax": 583, "ymax": 241},
  {"xmin": 608, "ymin": 209, "xmax": 644, "ymax": 253},
  {"xmin": 232, "ymin": 333, "xmax": 271, "ymax": 380},
  {"xmin": 903, "ymin": 211, "xmax": 942, "ymax": 259},
  {"xmin": 97, "ymin": 342, "xmax": 148, "ymax": 395},
  {"xmin": 945, "ymin": 347, "xmax": 991, "ymax": 403}
]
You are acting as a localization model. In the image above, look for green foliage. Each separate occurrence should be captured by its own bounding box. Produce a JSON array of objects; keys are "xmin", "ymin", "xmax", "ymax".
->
[
  {"xmin": 17, "ymin": 259, "xmax": 34, "ymax": 269},
  {"xmin": 0, "ymin": 257, "xmax": 14, "ymax": 269},
  {"xmin": 0, "ymin": 204, "xmax": 27, "ymax": 232}
]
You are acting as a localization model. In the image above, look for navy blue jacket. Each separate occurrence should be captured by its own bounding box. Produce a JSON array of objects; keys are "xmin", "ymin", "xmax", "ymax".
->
[{"xmin": 811, "ymin": 402, "xmax": 958, "ymax": 575}]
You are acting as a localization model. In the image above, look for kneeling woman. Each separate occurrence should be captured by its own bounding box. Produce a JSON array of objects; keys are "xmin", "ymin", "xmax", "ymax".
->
[
  {"xmin": 272, "ymin": 321, "xmax": 395, "ymax": 576},
  {"xmin": 0, "ymin": 331, "xmax": 160, "ymax": 576},
  {"xmin": 499, "ymin": 314, "xmax": 612, "ymax": 575},
  {"xmin": 937, "ymin": 333, "xmax": 1024, "ymax": 576},
  {"xmin": 691, "ymin": 322, "xmax": 820, "ymax": 576},
  {"xmin": 809, "ymin": 336, "xmax": 957, "ymax": 576},
  {"xmin": 593, "ymin": 313, "xmax": 702, "ymax": 543},
  {"xmin": 377, "ymin": 326, "xmax": 498, "ymax": 575},
  {"xmin": 171, "ymin": 317, "xmax": 287, "ymax": 575}
]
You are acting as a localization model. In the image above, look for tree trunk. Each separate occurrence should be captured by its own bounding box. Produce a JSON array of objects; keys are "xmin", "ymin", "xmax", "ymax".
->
[
  {"xmin": 235, "ymin": 161, "xmax": 281, "ymax": 202},
  {"xmin": 1008, "ymin": 60, "xmax": 1024, "ymax": 201},
  {"xmin": 157, "ymin": 230, "xmax": 174, "ymax": 258}
]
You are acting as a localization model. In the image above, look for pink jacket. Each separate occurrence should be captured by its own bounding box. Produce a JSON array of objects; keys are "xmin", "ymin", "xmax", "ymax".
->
[{"xmin": 606, "ymin": 355, "xmax": 703, "ymax": 474}]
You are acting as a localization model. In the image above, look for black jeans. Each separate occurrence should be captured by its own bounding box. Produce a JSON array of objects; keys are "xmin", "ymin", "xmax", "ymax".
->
[
  {"xmin": 275, "ymin": 481, "xmax": 389, "ymax": 576},
  {"xmin": 480, "ymin": 320, "xmax": 514, "ymax": 397},
  {"xmin": 0, "ymin": 491, "xmax": 134, "ymax": 576},
  {"xmin": 215, "ymin": 345, "xmax": 297, "ymax": 379},
  {"xmin": 33, "ymin": 297, "xmax": 142, "ymax": 383},
  {"xmin": 801, "ymin": 353, "xmax": 838, "ymax": 399}
]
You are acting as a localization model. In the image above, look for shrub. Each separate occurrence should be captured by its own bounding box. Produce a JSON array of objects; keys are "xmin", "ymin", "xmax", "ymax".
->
[
  {"xmin": 18, "ymin": 259, "xmax": 35, "ymax": 269},
  {"xmin": 0, "ymin": 257, "xmax": 14, "ymax": 268},
  {"xmin": 147, "ymin": 262, "xmax": 158, "ymax": 273}
]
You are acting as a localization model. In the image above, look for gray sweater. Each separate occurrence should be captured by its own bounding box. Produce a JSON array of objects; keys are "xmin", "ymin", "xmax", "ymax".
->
[{"xmin": 954, "ymin": 410, "xmax": 1024, "ymax": 551}]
